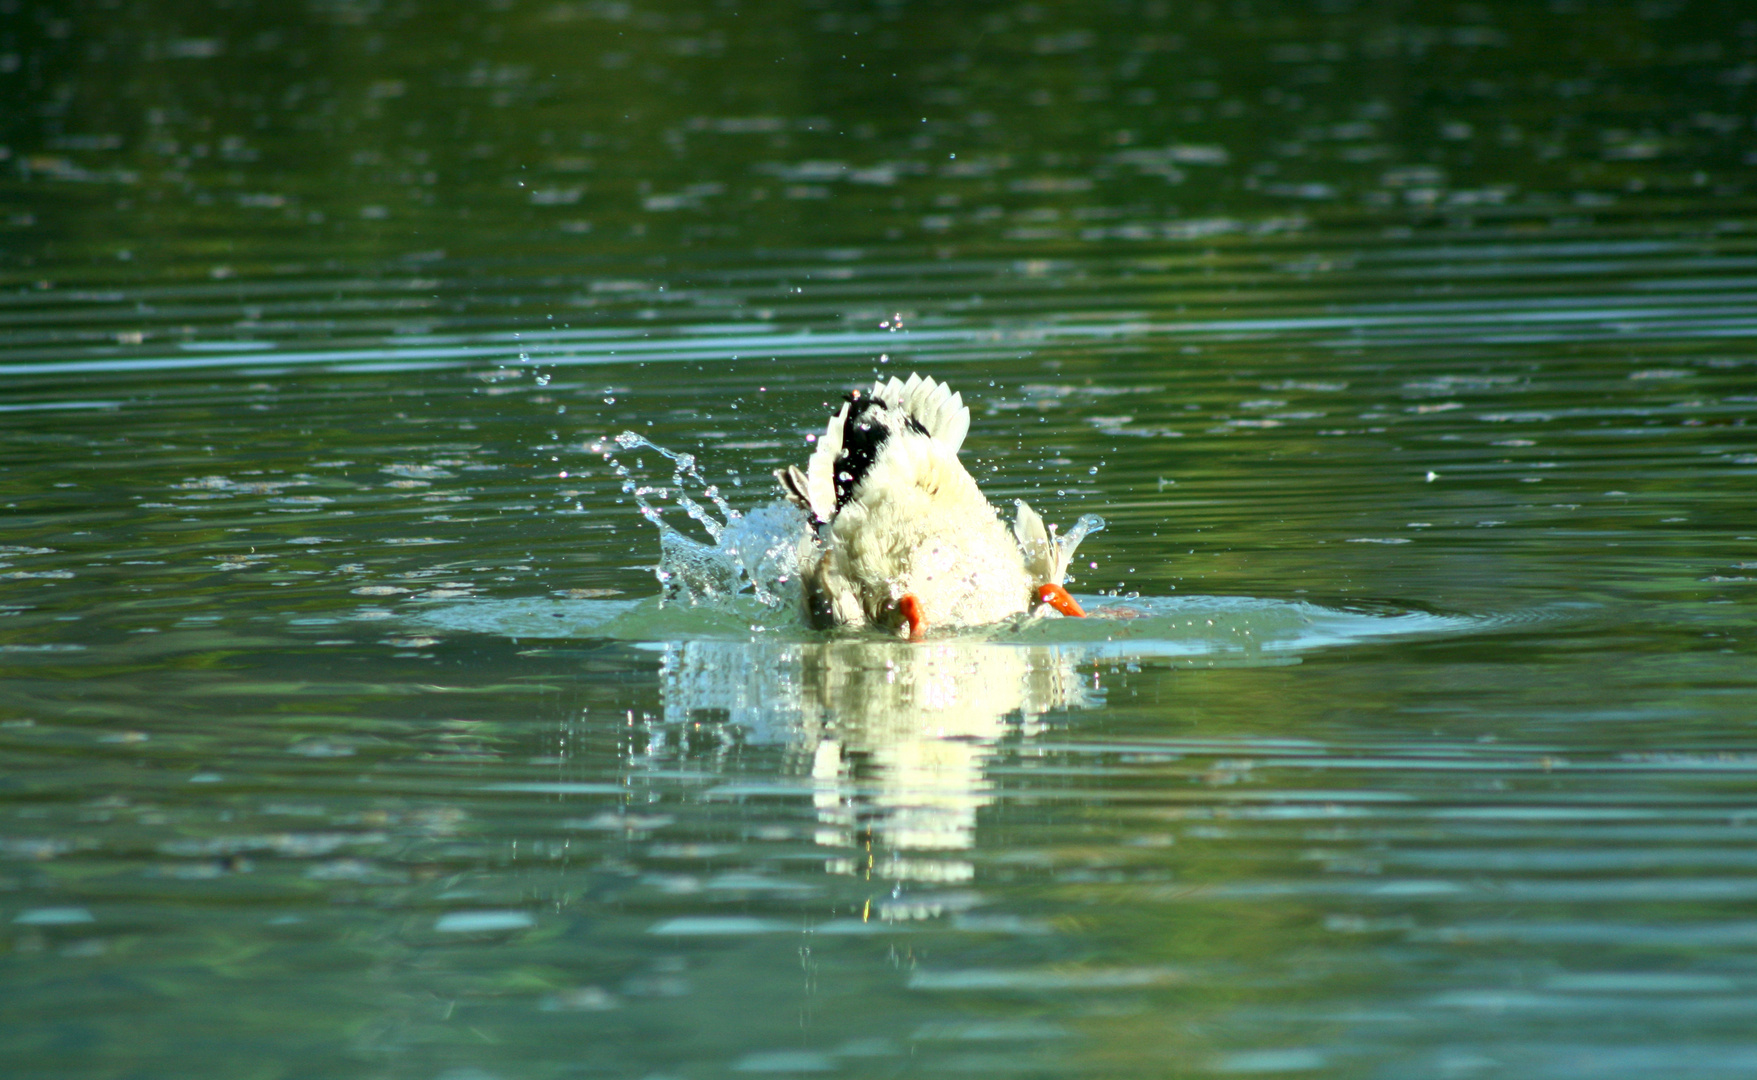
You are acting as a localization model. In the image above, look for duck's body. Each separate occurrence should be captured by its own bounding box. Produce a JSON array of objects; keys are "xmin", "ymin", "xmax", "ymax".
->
[
  {"xmin": 807, "ymin": 439, "xmax": 1035, "ymax": 632},
  {"xmin": 777, "ymin": 373, "xmax": 1093, "ymax": 638}
]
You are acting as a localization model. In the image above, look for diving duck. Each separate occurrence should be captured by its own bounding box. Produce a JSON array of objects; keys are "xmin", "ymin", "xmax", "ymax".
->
[{"xmin": 776, "ymin": 373, "xmax": 1095, "ymax": 638}]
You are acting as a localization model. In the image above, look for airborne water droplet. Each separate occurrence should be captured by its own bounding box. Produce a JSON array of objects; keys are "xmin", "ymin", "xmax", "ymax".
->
[{"xmin": 605, "ymin": 432, "xmax": 814, "ymax": 610}]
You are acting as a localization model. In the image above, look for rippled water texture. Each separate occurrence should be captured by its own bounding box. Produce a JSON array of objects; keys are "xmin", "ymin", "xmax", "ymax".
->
[{"xmin": 5, "ymin": 2, "xmax": 1757, "ymax": 1078}]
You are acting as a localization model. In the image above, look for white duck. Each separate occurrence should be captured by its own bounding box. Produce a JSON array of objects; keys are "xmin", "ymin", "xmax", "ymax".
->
[{"xmin": 776, "ymin": 373, "xmax": 1098, "ymax": 639}]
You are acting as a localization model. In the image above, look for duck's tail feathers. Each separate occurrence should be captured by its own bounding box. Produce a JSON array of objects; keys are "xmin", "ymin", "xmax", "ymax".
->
[
  {"xmin": 871, "ymin": 372, "xmax": 970, "ymax": 452},
  {"xmin": 1014, "ymin": 500, "xmax": 1106, "ymax": 585},
  {"xmin": 784, "ymin": 376, "xmax": 967, "ymax": 522}
]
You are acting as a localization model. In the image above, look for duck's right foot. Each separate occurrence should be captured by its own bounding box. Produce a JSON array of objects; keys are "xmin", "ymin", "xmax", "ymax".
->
[{"xmin": 1037, "ymin": 583, "xmax": 1086, "ymax": 617}]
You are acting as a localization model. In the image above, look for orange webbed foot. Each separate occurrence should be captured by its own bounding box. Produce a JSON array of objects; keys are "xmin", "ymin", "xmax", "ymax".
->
[
  {"xmin": 898, "ymin": 593, "xmax": 927, "ymax": 640},
  {"xmin": 1037, "ymin": 583, "xmax": 1086, "ymax": 617}
]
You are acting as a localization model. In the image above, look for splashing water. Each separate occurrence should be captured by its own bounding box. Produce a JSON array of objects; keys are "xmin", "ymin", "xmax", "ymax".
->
[
  {"xmin": 1052, "ymin": 513, "xmax": 1105, "ymax": 581},
  {"xmin": 607, "ymin": 432, "xmax": 815, "ymax": 609}
]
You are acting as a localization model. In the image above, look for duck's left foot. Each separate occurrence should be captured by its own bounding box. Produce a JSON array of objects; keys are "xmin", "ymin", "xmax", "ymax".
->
[
  {"xmin": 898, "ymin": 593, "xmax": 927, "ymax": 640},
  {"xmin": 1037, "ymin": 583, "xmax": 1086, "ymax": 618}
]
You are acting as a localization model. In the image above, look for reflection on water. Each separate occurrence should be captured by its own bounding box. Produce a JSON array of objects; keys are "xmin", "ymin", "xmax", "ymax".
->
[
  {"xmin": 425, "ymin": 593, "xmax": 1486, "ymax": 890},
  {"xmin": 665, "ymin": 639, "xmax": 1091, "ymax": 880}
]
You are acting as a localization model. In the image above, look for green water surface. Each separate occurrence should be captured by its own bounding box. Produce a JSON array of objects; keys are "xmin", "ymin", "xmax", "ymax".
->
[{"xmin": 4, "ymin": 2, "xmax": 1757, "ymax": 1077}]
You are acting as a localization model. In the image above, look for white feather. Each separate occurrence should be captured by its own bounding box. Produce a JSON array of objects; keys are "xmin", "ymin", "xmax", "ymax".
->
[
  {"xmin": 869, "ymin": 373, "xmax": 970, "ymax": 451},
  {"xmin": 799, "ymin": 400, "xmax": 848, "ymax": 522},
  {"xmin": 1013, "ymin": 500, "xmax": 1058, "ymax": 584}
]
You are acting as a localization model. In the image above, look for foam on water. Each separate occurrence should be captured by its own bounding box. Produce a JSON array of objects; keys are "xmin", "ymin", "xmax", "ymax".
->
[{"xmin": 413, "ymin": 592, "xmax": 1492, "ymax": 657}]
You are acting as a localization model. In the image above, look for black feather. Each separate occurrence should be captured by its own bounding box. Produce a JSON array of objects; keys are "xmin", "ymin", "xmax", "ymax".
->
[
  {"xmin": 834, "ymin": 394, "xmax": 887, "ymax": 510},
  {"xmin": 826, "ymin": 389, "xmax": 936, "ymax": 511}
]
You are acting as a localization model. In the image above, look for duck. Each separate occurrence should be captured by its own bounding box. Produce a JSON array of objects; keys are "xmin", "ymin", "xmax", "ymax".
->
[{"xmin": 775, "ymin": 373, "xmax": 1096, "ymax": 639}]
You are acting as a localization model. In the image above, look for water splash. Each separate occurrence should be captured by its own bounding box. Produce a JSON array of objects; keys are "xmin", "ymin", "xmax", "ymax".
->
[
  {"xmin": 607, "ymin": 432, "xmax": 814, "ymax": 609},
  {"xmin": 1053, "ymin": 513, "xmax": 1105, "ymax": 580}
]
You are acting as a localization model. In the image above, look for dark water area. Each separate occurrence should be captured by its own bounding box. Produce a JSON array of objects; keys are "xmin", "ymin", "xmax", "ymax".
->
[{"xmin": 4, "ymin": 2, "xmax": 1757, "ymax": 1078}]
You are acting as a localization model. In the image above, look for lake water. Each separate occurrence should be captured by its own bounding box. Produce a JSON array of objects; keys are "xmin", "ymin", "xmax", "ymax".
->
[{"xmin": 5, "ymin": 2, "xmax": 1757, "ymax": 1077}]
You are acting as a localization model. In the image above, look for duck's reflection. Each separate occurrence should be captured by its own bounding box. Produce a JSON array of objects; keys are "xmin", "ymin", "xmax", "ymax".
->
[{"xmin": 653, "ymin": 639, "xmax": 1100, "ymax": 882}]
